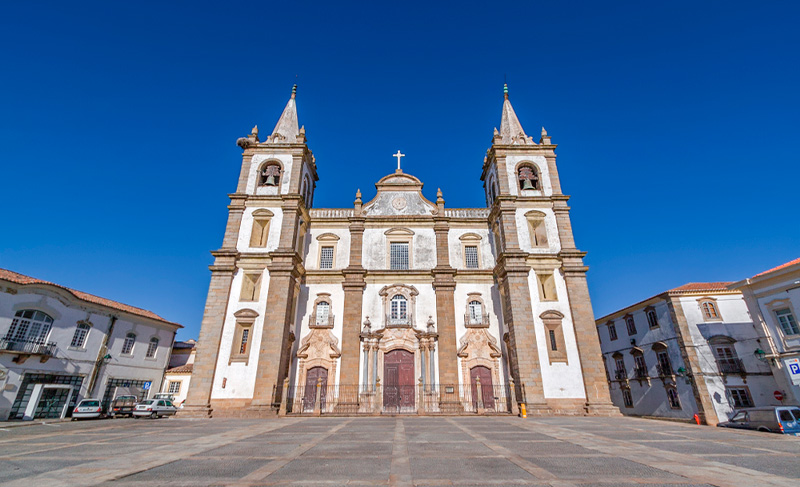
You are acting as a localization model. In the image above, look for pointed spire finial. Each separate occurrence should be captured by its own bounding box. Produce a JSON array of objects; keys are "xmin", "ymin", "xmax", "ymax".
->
[
  {"xmin": 291, "ymin": 84, "xmax": 297, "ymax": 99},
  {"xmin": 503, "ymin": 83, "xmax": 509, "ymax": 100},
  {"xmin": 541, "ymin": 126, "xmax": 547, "ymax": 136}
]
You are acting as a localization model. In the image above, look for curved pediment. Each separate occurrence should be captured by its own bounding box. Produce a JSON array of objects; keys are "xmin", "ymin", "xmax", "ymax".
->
[{"xmin": 361, "ymin": 170, "xmax": 437, "ymax": 217}]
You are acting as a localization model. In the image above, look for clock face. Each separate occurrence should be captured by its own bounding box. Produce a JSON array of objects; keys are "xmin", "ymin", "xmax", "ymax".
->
[{"xmin": 392, "ymin": 197, "xmax": 407, "ymax": 210}]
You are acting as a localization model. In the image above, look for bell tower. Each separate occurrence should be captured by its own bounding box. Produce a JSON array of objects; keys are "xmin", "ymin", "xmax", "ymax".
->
[{"xmin": 482, "ymin": 85, "xmax": 617, "ymax": 415}]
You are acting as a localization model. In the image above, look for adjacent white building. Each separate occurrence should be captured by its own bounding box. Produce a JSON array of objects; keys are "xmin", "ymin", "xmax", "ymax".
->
[
  {"xmin": 162, "ymin": 339, "xmax": 196, "ymax": 406},
  {"xmin": 596, "ymin": 282, "xmax": 780, "ymax": 425},
  {"xmin": 0, "ymin": 268, "xmax": 182, "ymax": 421},
  {"xmin": 730, "ymin": 258, "xmax": 800, "ymax": 407}
]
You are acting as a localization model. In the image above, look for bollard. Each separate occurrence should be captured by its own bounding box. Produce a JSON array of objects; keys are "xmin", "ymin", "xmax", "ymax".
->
[
  {"xmin": 509, "ymin": 378, "xmax": 520, "ymax": 417},
  {"xmin": 475, "ymin": 376, "xmax": 484, "ymax": 414},
  {"xmin": 693, "ymin": 413, "xmax": 701, "ymax": 425},
  {"xmin": 520, "ymin": 403, "xmax": 527, "ymax": 418},
  {"xmin": 313, "ymin": 377, "xmax": 322, "ymax": 416},
  {"xmin": 278, "ymin": 378, "xmax": 289, "ymax": 416}
]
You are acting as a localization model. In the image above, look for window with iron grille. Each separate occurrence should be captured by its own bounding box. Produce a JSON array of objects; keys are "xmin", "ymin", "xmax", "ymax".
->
[
  {"xmin": 622, "ymin": 388, "xmax": 633, "ymax": 407},
  {"xmin": 70, "ymin": 323, "xmax": 90, "ymax": 348},
  {"xmin": 389, "ymin": 242, "xmax": 409, "ymax": 270},
  {"xmin": 168, "ymin": 381, "xmax": 181, "ymax": 394},
  {"xmin": 146, "ymin": 337, "xmax": 159, "ymax": 358},
  {"xmin": 776, "ymin": 308, "xmax": 799, "ymax": 336},
  {"xmin": 615, "ymin": 357, "xmax": 626, "ymax": 375},
  {"xmin": 727, "ymin": 387, "xmax": 754, "ymax": 408},
  {"xmin": 6, "ymin": 310, "xmax": 53, "ymax": 343},
  {"xmin": 319, "ymin": 246, "xmax": 334, "ymax": 269},
  {"xmin": 464, "ymin": 246, "xmax": 479, "ymax": 269},
  {"xmin": 667, "ymin": 387, "xmax": 682, "ymax": 409},
  {"xmin": 239, "ymin": 328, "xmax": 249, "ymax": 354},
  {"xmin": 121, "ymin": 333, "xmax": 136, "ymax": 355}
]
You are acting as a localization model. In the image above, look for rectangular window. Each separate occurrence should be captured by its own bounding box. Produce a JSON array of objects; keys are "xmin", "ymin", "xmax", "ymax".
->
[
  {"xmin": 167, "ymin": 381, "xmax": 181, "ymax": 394},
  {"xmin": 239, "ymin": 328, "xmax": 249, "ymax": 354},
  {"xmin": 390, "ymin": 242, "xmax": 409, "ymax": 270},
  {"xmin": 625, "ymin": 317, "xmax": 637, "ymax": 335},
  {"xmin": 608, "ymin": 323, "xmax": 618, "ymax": 341},
  {"xmin": 319, "ymin": 246, "xmax": 334, "ymax": 269},
  {"xmin": 622, "ymin": 388, "xmax": 633, "ymax": 408},
  {"xmin": 776, "ymin": 309, "xmax": 800, "ymax": 336},
  {"xmin": 656, "ymin": 350, "xmax": 672, "ymax": 375},
  {"xmin": 537, "ymin": 272, "xmax": 557, "ymax": 301},
  {"xmin": 240, "ymin": 272, "xmax": 262, "ymax": 302},
  {"xmin": 728, "ymin": 387, "xmax": 754, "ymax": 408},
  {"xmin": 549, "ymin": 329, "xmax": 557, "ymax": 351},
  {"xmin": 230, "ymin": 321, "xmax": 253, "ymax": 365},
  {"xmin": 464, "ymin": 246, "xmax": 479, "ymax": 269}
]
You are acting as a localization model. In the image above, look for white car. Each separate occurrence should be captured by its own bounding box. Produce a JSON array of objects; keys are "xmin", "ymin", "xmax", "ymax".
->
[
  {"xmin": 133, "ymin": 399, "xmax": 178, "ymax": 418},
  {"xmin": 72, "ymin": 399, "xmax": 104, "ymax": 420}
]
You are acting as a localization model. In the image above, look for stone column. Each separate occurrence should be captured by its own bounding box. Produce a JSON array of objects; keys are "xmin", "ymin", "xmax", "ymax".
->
[
  {"xmin": 553, "ymin": 198, "xmax": 619, "ymax": 416},
  {"xmin": 180, "ymin": 195, "xmax": 245, "ymax": 418},
  {"xmin": 339, "ymin": 215, "xmax": 367, "ymax": 387},
  {"xmin": 432, "ymin": 214, "xmax": 459, "ymax": 388},
  {"xmin": 668, "ymin": 298, "xmax": 719, "ymax": 425}
]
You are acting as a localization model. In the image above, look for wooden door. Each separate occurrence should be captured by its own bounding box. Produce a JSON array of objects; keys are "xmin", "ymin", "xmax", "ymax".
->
[
  {"xmin": 383, "ymin": 349, "xmax": 415, "ymax": 410},
  {"xmin": 303, "ymin": 367, "xmax": 328, "ymax": 411},
  {"xmin": 470, "ymin": 366, "xmax": 495, "ymax": 410}
]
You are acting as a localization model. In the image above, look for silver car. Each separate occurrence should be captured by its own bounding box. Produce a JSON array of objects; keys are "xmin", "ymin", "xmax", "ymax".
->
[
  {"xmin": 132, "ymin": 399, "xmax": 178, "ymax": 419},
  {"xmin": 72, "ymin": 399, "xmax": 104, "ymax": 420}
]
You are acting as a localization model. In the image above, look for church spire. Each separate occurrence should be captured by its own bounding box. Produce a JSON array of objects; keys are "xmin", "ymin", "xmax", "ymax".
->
[
  {"xmin": 497, "ymin": 84, "xmax": 534, "ymax": 145},
  {"xmin": 269, "ymin": 84, "xmax": 300, "ymax": 143}
]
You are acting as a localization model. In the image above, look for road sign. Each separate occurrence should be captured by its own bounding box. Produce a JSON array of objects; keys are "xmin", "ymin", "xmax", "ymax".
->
[
  {"xmin": 774, "ymin": 390, "xmax": 784, "ymax": 401},
  {"xmin": 142, "ymin": 381, "xmax": 152, "ymax": 391},
  {"xmin": 786, "ymin": 358, "xmax": 800, "ymax": 385}
]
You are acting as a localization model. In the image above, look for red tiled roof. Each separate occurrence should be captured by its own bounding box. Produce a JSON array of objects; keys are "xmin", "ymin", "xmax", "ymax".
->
[
  {"xmin": 166, "ymin": 363, "xmax": 193, "ymax": 374},
  {"xmin": 0, "ymin": 268, "xmax": 181, "ymax": 328},
  {"xmin": 753, "ymin": 257, "xmax": 800, "ymax": 278},
  {"xmin": 667, "ymin": 282, "xmax": 735, "ymax": 293}
]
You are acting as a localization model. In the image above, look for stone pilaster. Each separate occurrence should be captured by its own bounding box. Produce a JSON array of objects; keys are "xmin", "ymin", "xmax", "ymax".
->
[
  {"xmin": 432, "ymin": 219, "xmax": 459, "ymax": 386},
  {"xmin": 667, "ymin": 298, "xmax": 719, "ymax": 425},
  {"xmin": 180, "ymin": 196, "xmax": 245, "ymax": 418},
  {"xmin": 339, "ymin": 216, "xmax": 367, "ymax": 386}
]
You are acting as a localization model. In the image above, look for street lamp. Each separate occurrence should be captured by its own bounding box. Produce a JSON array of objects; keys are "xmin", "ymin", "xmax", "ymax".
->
[{"xmin": 753, "ymin": 348, "xmax": 766, "ymax": 362}]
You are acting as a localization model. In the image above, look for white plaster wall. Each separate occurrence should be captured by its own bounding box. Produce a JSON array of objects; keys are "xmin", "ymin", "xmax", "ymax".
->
[
  {"xmin": 0, "ymin": 288, "xmax": 177, "ymax": 420},
  {"xmin": 514, "ymin": 207, "xmax": 561, "ymax": 254},
  {"xmin": 162, "ymin": 372, "xmax": 192, "ymax": 406},
  {"xmin": 503, "ymin": 155, "xmax": 553, "ymax": 198},
  {"xmin": 753, "ymin": 280, "xmax": 800, "ymax": 405},
  {"xmin": 304, "ymin": 227, "xmax": 351, "ymax": 270},
  {"xmin": 448, "ymin": 228, "xmax": 496, "ymax": 269},
  {"xmin": 246, "ymin": 153, "xmax": 294, "ymax": 196},
  {"xmin": 291, "ymin": 283, "xmax": 347, "ymax": 384},
  {"xmin": 210, "ymin": 268, "xmax": 271, "ymax": 399},
  {"xmin": 453, "ymin": 282, "xmax": 506, "ymax": 385},
  {"xmin": 237, "ymin": 207, "xmax": 284, "ymax": 252},
  {"xmin": 526, "ymin": 270, "xmax": 586, "ymax": 398},
  {"xmin": 362, "ymin": 227, "xmax": 437, "ymax": 270}
]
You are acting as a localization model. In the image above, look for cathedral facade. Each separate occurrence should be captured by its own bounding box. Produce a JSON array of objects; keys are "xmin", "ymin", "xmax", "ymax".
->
[{"xmin": 181, "ymin": 86, "xmax": 618, "ymax": 416}]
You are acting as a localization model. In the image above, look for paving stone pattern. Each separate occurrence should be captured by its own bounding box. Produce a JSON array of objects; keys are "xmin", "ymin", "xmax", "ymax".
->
[{"xmin": 0, "ymin": 416, "xmax": 798, "ymax": 486}]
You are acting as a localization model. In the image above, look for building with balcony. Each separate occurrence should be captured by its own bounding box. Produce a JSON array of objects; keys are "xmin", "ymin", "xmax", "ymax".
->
[
  {"xmin": 0, "ymin": 268, "xmax": 181, "ymax": 421},
  {"xmin": 596, "ymin": 282, "xmax": 780, "ymax": 424},
  {"xmin": 730, "ymin": 258, "xmax": 800, "ymax": 407}
]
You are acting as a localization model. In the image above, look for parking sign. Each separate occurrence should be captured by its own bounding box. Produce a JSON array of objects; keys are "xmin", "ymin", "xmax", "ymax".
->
[
  {"xmin": 142, "ymin": 381, "xmax": 152, "ymax": 390},
  {"xmin": 786, "ymin": 358, "xmax": 800, "ymax": 385}
]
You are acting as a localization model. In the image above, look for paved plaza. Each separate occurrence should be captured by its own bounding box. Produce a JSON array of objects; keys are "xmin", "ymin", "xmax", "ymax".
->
[{"xmin": 1, "ymin": 416, "xmax": 798, "ymax": 486}]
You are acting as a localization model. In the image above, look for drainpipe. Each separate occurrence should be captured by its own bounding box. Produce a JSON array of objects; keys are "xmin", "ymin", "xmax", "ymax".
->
[{"xmin": 87, "ymin": 316, "xmax": 117, "ymax": 397}]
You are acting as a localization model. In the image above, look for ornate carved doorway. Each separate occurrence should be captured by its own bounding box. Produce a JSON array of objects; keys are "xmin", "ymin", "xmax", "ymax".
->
[
  {"xmin": 470, "ymin": 365, "xmax": 495, "ymax": 410},
  {"xmin": 303, "ymin": 366, "xmax": 328, "ymax": 411},
  {"xmin": 384, "ymin": 349, "xmax": 415, "ymax": 411}
]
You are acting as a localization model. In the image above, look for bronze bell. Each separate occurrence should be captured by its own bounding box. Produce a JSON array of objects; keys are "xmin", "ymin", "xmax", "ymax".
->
[
  {"xmin": 265, "ymin": 175, "xmax": 277, "ymax": 186},
  {"xmin": 521, "ymin": 179, "xmax": 535, "ymax": 190}
]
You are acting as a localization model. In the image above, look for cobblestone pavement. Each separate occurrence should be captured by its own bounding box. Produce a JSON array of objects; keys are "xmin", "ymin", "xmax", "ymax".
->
[{"xmin": 1, "ymin": 416, "xmax": 799, "ymax": 486}]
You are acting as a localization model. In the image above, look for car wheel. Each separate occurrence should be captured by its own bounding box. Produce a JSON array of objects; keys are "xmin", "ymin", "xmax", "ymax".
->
[
  {"xmin": 757, "ymin": 427, "xmax": 771, "ymax": 432},
  {"xmin": 150, "ymin": 412, "xmax": 157, "ymax": 419}
]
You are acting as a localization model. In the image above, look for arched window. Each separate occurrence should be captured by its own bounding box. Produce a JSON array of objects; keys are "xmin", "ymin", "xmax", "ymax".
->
[
  {"xmin": 70, "ymin": 322, "xmax": 91, "ymax": 348},
  {"xmin": 258, "ymin": 162, "xmax": 281, "ymax": 186},
  {"xmin": 315, "ymin": 301, "xmax": 330, "ymax": 326},
  {"xmin": 646, "ymin": 308, "xmax": 659, "ymax": 328},
  {"xmin": 390, "ymin": 295, "xmax": 408, "ymax": 323},
  {"xmin": 518, "ymin": 164, "xmax": 540, "ymax": 190},
  {"xmin": 5, "ymin": 310, "xmax": 53, "ymax": 344},
  {"xmin": 121, "ymin": 333, "xmax": 136, "ymax": 355},
  {"xmin": 625, "ymin": 316, "xmax": 637, "ymax": 335},
  {"xmin": 146, "ymin": 337, "xmax": 159, "ymax": 358},
  {"xmin": 468, "ymin": 301, "xmax": 483, "ymax": 324},
  {"xmin": 700, "ymin": 300, "xmax": 719, "ymax": 320}
]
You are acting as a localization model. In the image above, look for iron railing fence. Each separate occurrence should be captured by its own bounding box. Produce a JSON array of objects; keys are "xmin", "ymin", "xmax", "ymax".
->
[
  {"xmin": 633, "ymin": 366, "xmax": 649, "ymax": 379},
  {"xmin": 286, "ymin": 383, "xmax": 515, "ymax": 415},
  {"xmin": 614, "ymin": 369, "xmax": 628, "ymax": 380},
  {"xmin": 0, "ymin": 338, "xmax": 56, "ymax": 356},
  {"xmin": 717, "ymin": 358, "xmax": 745, "ymax": 375},
  {"xmin": 656, "ymin": 363, "xmax": 673, "ymax": 377}
]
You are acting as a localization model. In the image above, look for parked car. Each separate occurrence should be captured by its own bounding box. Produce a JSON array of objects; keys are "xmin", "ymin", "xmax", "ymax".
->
[
  {"xmin": 153, "ymin": 393, "xmax": 175, "ymax": 401},
  {"xmin": 133, "ymin": 399, "xmax": 178, "ymax": 419},
  {"xmin": 109, "ymin": 395, "xmax": 138, "ymax": 418},
  {"xmin": 718, "ymin": 406, "xmax": 800, "ymax": 435},
  {"xmin": 72, "ymin": 399, "xmax": 104, "ymax": 420}
]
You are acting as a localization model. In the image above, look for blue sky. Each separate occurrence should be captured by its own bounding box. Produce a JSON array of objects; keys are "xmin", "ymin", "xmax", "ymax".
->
[{"xmin": 1, "ymin": 1, "xmax": 798, "ymax": 339}]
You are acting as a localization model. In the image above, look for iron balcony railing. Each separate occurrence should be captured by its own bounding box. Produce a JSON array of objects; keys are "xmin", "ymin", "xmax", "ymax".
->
[
  {"xmin": 464, "ymin": 313, "xmax": 490, "ymax": 327},
  {"xmin": 717, "ymin": 358, "xmax": 745, "ymax": 375},
  {"xmin": 0, "ymin": 337, "xmax": 57, "ymax": 356},
  {"xmin": 386, "ymin": 313, "xmax": 412, "ymax": 327},
  {"xmin": 656, "ymin": 363, "xmax": 673, "ymax": 377},
  {"xmin": 286, "ymin": 383, "xmax": 516, "ymax": 415},
  {"xmin": 614, "ymin": 369, "xmax": 628, "ymax": 381},
  {"xmin": 633, "ymin": 366, "xmax": 649, "ymax": 379},
  {"xmin": 311, "ymin": 314, "xmax": 335, "ymax": 327}
]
